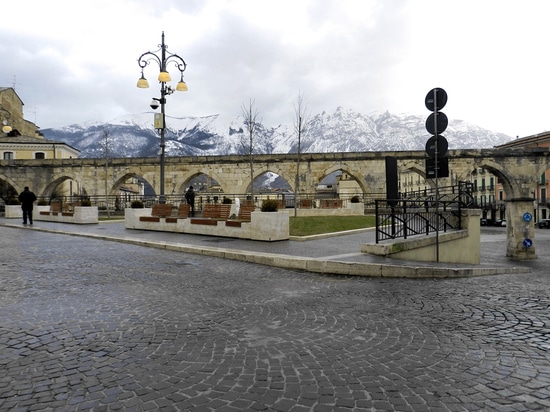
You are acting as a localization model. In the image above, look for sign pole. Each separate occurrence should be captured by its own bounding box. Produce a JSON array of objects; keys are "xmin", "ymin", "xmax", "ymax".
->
[
  {"xmin": 433, "ymin": 88, "xmax": 440, "ymax": 263},
  {"xmin": 425, "ymin": 87, "xmax": 448, "ymax": 263}
]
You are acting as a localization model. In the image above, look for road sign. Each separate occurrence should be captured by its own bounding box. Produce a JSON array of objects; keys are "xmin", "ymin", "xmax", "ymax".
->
[
  {"xmin": 425, "ymin": 135, "xmax": 449, "ymax": 158},
  {"xmin": 425, "ymin": 88, "xmax": 448, "ymax": 111},
  {"xmin": 426, "ymin": 112, "xmax": 448, "ymax": 135},
  {"xmin": 523, "ymin": 239, "xmax": 533, "ymax": 248},
  {"xmin": 425, "ymin": 157, "xmax": 449, "ymax": 179},
  {"xmin": 523, "ymin": 212, "xmax": 533, "ymax": 222}
]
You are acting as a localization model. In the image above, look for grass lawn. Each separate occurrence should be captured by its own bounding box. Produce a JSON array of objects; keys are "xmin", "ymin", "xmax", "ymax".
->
[{"xmin": 290, "ymin": 215, "xmax": 375, "ymax": 237}]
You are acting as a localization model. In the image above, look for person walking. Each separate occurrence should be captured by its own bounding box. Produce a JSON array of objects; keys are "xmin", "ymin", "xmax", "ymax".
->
[
  {"xmin": 18, "ymin": 186, "xmax": 37, "ymax": 225},
  {"xmin": 185, "ymin": 186, "xmax": 196, "ymax": 217}
]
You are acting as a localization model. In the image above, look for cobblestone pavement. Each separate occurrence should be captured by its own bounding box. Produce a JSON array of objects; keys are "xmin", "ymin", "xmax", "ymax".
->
[{"xmin": 1, "ymin": 226, "xmax": 550, "ymax": 411}]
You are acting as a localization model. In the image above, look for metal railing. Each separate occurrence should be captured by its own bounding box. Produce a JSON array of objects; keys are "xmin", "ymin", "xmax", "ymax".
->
[
  {"xmin": 28, "ymin": 191, "xmax": 383, "ymax": 215},
  {"xmin": 375, "ymin": 182, "xmax": 473, "ymax": 243}
]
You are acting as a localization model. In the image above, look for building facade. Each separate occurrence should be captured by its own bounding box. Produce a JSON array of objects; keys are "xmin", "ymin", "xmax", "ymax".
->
[
  {"xmin": 0, "ymin": 87, "xmax": 80, "ymax": 161},
  {"xmin": 495, "ymin": 132, "xmax": 550, "ymax": 221},
  {"xmin": 0, "ymin": 87, "xmax": 80, "ymax": 201}
]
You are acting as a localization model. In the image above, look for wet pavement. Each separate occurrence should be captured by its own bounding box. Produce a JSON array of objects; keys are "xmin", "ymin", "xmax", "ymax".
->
[{"xmin": 1, "ymin": 219, "xmax": 550, "ymax": 411}]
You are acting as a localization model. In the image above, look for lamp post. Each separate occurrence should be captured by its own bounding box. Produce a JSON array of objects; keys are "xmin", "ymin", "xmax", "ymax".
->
[{"xmin": 137, "ymin": 31, "xmax": 188, "ymax": 204}]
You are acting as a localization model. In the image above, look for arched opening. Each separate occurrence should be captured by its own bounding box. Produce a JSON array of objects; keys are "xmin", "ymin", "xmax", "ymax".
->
[
  {"xmin": 180, "ymin": 173, "xmax": 222, "ymax": 196},
  {"xmin": 462, "ymin": 163, "xmax": 513, "ymax": 226},
  {"xmin": 42, "ymin": 176, "xmax": 85, "ymax": 204},
  {"xmin": 399, "ymin": 167, "xmax": 432, "ymax": 198},
  {"xmin": 111, "ymin": 173, "xmax": 153, "ymax": 210},
  {"xmin": 247, "ymin": 171, "xmax": 293, "ymax": 209},
  {"xmin": 180, "ymin": 173, "xmax": 225, "ymax": 213},
  {"xmin": 317, "ymin": 170, "xmax": 363, "ymax": 198},
  {"xmin": 297, "ymin": 169, "xmax": 365, "ymax": 210},
  {"xmin": 0, "ymin": 178, "xmax": 19, "ymax": 212}
]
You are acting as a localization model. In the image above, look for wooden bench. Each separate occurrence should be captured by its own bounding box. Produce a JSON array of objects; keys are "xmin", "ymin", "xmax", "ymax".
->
[
  {"xmin": 40, "ymin": 201, "xmax": 62, "ymax": 216},
  {"xmin": 300, "ymin": 199, "xmax": 313, "ymax": 208},
  {"xmin": 191, "ymin": 204, "xmax": 231, "ymax": 225},
  {"xmin": 36, "ymin": 202, "xmax": 98, "ymax": 224},
  {"xmin": 226, "ymin": 204, "xmax": 256, "ymax": 227},
  {"xmin": 319, "ymin": 199, "xmax": 342, "ymax": 209},
  {"xmin": 139, "ymin": 204, "xmax": 174, "ymax": 222},
  {"xmin": 166, "ymin": 204, "xmax": 190, "ymax": 223}
]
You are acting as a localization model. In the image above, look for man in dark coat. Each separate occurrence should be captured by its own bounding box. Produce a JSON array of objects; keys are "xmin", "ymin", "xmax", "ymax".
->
[
  {"xmin": 18, "ymin": 186, "xmax": 37, "ymax": 225},
  {"xmin": 185, "ymin": 186, "xmax": 196, "ymax": 217}
]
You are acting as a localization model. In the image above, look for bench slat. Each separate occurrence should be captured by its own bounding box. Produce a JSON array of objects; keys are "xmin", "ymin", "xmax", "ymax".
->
[{"xmin": 190, "ymin": 218, "xmax": 218, "ymax": 225}]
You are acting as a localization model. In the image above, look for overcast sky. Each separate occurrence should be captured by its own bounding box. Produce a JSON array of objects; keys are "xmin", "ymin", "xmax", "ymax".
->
[{"xmin": 1, "ymin": 0, "xmax": 549, "ymax": 138}]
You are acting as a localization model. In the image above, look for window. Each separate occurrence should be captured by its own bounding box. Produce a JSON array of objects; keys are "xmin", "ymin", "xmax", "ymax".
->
[
  {"xmin": 3, "ymin": 152, "xmax": 13, "ymax": 160},
  {"xmin": 34, "ymin": 152, "xmax": 45, "ymax": 159},
  {"xmin": 542, "ymin": 188, "xmax": 547, "ymax": 204}
]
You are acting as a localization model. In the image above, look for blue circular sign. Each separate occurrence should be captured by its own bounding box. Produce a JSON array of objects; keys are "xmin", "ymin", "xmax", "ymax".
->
[
  {"xmin": 523, "ymin": 239, "xmax": 533, "ymax": 248},
  {"xmin": 523, "ymin": 212, "xmax": 533, "ymax": 222}
]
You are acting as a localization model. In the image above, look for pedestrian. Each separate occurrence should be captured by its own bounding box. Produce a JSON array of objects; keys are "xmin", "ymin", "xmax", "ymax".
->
[
  {"xmin": 18, "ymin": 186, "xmax": 37, "ymax": 225},
  {"xmin": 185, "ymin": 186, "xmax": 196, "ymax": 217}
]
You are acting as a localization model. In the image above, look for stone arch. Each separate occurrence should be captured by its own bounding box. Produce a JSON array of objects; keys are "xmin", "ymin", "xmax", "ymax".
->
[
  {"xmin": 111, "ymin": 172, "xmax": 150, "ymax": 196},
  {"xmin": 177, "ymin": 170, "xmax": 226, "ymax": 195},
  {"xmin": 0, "ymin": 173, "xmax": 22, "ymax": 200},
  {"xmin": 398, "ymin": 159, "xmax": 436, "ymax": 195},
  {"xmin": 244, "ymin": 169, "xmax": 293, "ymax": 194},
  {"xmin": 316, "ymin": 164, "xmax": 370, "ymax": 196},
  {"xmin": 248, "ymin": 165, "xmax": 295, "ymax": 193},
  {"xmin": 460, "ymin": 159, "xmax": 515, "ymax": 197},
  {"xmin": 399, "ymin": 159, "xmax": 427, "ymax": 178},
  {"xmin": 42, "ymin": 175, "xmax": 83, "ymax": 200}
]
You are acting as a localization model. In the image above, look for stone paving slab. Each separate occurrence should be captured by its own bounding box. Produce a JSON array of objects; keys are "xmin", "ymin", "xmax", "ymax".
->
[
  {"xmin": 0, "ymin": 220, "xmax": 534, "ymax": 278},
  {"xmin": 0, "ymin": 224, "xmax": 550, "ymax": 411}
]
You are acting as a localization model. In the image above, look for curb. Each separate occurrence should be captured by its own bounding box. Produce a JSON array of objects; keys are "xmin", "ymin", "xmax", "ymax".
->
[{"xmin": 1, "ymin": 222, "xmax": 531, "ymax": 278}]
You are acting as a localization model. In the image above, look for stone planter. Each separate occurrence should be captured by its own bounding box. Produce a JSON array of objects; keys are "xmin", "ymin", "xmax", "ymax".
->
[
  {"xmin": 36, "ymin": 205, "xmax": 50, "ymax": 214},
  {"xmin": 73, "ymin": 206, "xmax": 99, "ymax": 224},
  {"xmin": 125, "ymin": 207, "xmax": 289, "ymax": 241},
  {"xmin": 347, "ymin": 202, "xmax": 364, "ymax": 215},
  {"xmin": 124, "ymin": 208, "xmax": 151, "ymax": 229},
  {"xmin": 4, "ymin": 205, "xmax": 22, "ymax": 218},
  {"xmin": 36, "ymin": 206, "xmax": 98, "ymax": 224},
  {"xmin": 251, "ymin": 210, "xmax": 289, "ymax": 241}
]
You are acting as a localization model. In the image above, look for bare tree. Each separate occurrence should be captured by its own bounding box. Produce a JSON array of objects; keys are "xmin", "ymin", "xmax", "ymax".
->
[
  {"xmin": 241, "ymin": 99, "xmax": 260, "ymax": 201},
  {"xmin": 99, "ymin": 129, "xmax": 111, "ymax": 217},
  {"xmin": 294, "ymin": 93, "xmax": 309, "ymax": 216}
]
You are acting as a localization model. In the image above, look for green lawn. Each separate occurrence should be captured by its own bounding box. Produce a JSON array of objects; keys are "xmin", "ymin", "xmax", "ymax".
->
[{"xmin": 289, "ymin": 215, "xmax": 375, "ymax": 237}]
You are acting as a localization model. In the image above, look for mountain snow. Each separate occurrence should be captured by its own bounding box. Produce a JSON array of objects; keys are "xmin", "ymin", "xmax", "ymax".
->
[{"xmin": 41, "ymin": 107, "xmax": 512, "ymax": 159}]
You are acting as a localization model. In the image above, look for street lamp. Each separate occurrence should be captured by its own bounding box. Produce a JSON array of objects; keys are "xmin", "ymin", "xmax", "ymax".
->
[{"xmin": 137, "ymin": 31, "xmax": 188, "ymax": 204}]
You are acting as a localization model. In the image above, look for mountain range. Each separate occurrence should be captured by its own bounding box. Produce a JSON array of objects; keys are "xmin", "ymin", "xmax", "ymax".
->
[{"xmin": 41, "ymin": 107, "xmax": 513, "ymax": 159}]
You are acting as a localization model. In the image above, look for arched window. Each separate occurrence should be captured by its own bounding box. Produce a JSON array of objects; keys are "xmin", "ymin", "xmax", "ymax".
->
[
  {"xmin": 3, "ymin": 152, "xmax": 13, "ymax": 160},
  {"xmin": 35, "ymin": 152, "xmax": 45, "ymax": 159}
]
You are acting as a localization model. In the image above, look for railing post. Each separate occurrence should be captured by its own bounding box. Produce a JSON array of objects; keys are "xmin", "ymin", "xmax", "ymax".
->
[
  {"xmin": 391, "ymin": 204, "xmax": 396, "ymax": 239},
  {"xmin": 375, "ymin": 200, "xmax": 380, "ymax": 243},
  {"xmin": 402, "ymin": 200, "xmax": 407, "ymax": 239}
]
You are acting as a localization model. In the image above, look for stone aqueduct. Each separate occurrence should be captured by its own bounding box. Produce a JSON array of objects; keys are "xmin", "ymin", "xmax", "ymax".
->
[{"xmin": 2, "ymin": 147, "xmax": 549, "ymax": 260}]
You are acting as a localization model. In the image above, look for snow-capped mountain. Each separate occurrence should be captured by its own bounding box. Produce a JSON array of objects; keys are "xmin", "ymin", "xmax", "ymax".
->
[{"xmin": 41, "ymin": 107, "xmax": 512, "ymax": 158}]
